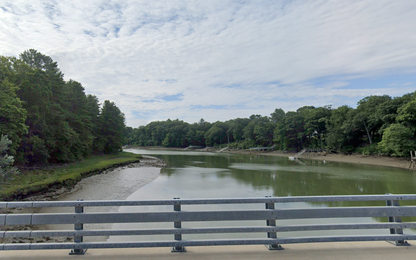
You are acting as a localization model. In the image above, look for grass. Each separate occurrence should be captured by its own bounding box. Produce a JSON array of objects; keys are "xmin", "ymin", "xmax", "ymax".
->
[{"xmin": 0, "ymin": 152, "xmax": 142, "ymax": 201}]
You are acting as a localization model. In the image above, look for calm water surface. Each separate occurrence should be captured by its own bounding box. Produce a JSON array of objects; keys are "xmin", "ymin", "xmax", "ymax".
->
[{"xmin": 109, "ymin": 148, "xmax": 416, "ymax": 241}]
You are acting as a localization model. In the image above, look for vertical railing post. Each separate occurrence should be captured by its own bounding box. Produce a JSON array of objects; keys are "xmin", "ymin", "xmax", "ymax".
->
[
  {"xmin": 171, "ymin": 197, "xmax": 186, "ymax": 252},
  {"xmin": 265, "ymin": 196, "xmax": 283, "ymax": 250},
  {"xmin": 386, "ymin": 194, "xmax": 410, "ymax": 246},
  {"xmin": 69, "ymin": 199, "xmax": 87, "ymax": 255}
]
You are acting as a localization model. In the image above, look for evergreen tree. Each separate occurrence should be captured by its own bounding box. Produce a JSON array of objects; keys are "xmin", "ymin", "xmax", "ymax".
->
[{"xmin": 95, "ymin": 100, "xmax": 125, "ymax": 153}]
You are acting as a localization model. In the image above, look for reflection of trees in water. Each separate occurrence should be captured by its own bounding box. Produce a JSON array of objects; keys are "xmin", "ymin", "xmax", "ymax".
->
[
  {"xmin": 224, "ymin": 157, "xmax": 416, "ymax": 206},
  {"xmin": 158, "ymin": 153, "xmax": 416, "ymax": 222},
  {"xmin": 160, "ymin": 154, "xmax": 236, "ymax": 176},
  {"xmin": 228, "ymin": 165, "xmax": 416, "ymax": 222},
  {"xmin": 160, "ymin": 153, "xmax": 268, "ymax": 175}
]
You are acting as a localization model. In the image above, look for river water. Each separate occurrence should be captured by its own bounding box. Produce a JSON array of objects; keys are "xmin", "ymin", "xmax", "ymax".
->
[{"xmin": 108, "ymin": 148, "xmax": 416, "ymax": 242}]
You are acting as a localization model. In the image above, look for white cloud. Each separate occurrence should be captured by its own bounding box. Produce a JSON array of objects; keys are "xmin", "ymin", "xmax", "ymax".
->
[{"xmin": 1, "ymin": 0, "xmax": 416, "ymax": 127}]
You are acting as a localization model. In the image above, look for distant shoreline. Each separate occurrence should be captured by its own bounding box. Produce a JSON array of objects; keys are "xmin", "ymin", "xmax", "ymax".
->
[
  {"xmin": 227, "ymin": 149, "xmax": 412, "ymax": 170},
  {"xmin": 126, "ymin": 146, "xmax": 413, "ymax": 170}
]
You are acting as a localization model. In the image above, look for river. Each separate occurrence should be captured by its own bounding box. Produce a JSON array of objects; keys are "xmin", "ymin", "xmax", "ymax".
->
[{"xmin": 106, "ymin": 148, "xmax": 416, "ymax": 242}]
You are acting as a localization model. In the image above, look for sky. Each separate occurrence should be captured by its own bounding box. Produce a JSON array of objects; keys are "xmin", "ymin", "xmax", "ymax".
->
[{"xmin": 1, "ymin": 0, "xmax": 416, "ymax": 127}]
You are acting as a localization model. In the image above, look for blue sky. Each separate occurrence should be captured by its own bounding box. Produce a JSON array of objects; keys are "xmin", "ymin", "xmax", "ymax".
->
[{"xmin": 1, "ymin": 0, "xmax": 416, "ymax": 127}]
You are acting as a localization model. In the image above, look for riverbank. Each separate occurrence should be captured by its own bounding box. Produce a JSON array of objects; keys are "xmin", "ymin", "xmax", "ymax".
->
[
  {"xmin": 231, "ymin": 150, "xmax": 412, "ymax": 170},
  {"xmin": 0, "ymin": 155, "xmax": 166, "ymax": 244},
  {"xmin": 126, "ymin": 146, "xmax": 413, "ymax": 170},
  {"xmin": 0, "ymin": 152, "xmax": 143, "ymax": 201},
  {"xmin": 39, "ymin": 155, "xmax": 166, "ymax": 242}
]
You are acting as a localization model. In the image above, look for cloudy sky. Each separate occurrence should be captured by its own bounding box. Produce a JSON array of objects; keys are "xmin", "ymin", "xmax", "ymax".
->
[{"xmin": 1, "ymin": 0, "xmax": 416, "ymax": 127}]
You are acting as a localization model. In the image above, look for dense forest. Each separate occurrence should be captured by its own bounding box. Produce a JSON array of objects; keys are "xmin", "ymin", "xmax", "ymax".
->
[
  {"xmin": 125, "ymin": 92, "xmax": 416, "ymax": 157},
  {"xmin": 0, "ymin": 49, "xmax": 125, "ymax": 167},
  {"xmin": 2, "ymin": 49, "xmax": 415, "ymax": 176}
]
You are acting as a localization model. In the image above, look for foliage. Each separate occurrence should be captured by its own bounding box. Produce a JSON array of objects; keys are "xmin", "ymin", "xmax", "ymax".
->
[
  {"xmin": 0, "ymin": 50, "xmax": 127, "ymax": 166},
  {"xmin": 0, "ymin": 135, "xmax": 20, "ymax": 183},
  {"xmin": 0, "ymin": 70, "xmax": 28, "ymax": 155},
  {"xmin": 4, "ymin": 50, "xmax": 416, "ymax": 159},
  {"xmin": 356, "ymin": 144, "xmax": 380, "ymax": 156},
  {"xmin": 125, "ymin": 91, "xmax": 416, "ymax": 157},
  {"xmin": 205, "ymin": 122, "xmax": 228, "ymax": 146},
  {"xmin": 326, "ymin": 106, "xmax": 355, "ymax": 152},
  {"xmin": 378, "ymin": 123, "xmax": 416, "ymax": 157},
  {"xmin": 352, "ymin": 95, "xmax": 391, "ymax": 145},
  {"xmin": 94, "ymin": 100, "xmax": 126, "ymax": 153}
]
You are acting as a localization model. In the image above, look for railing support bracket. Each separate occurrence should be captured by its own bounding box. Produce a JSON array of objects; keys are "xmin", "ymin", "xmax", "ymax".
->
[
  {"xmin": 70, "ymin": 199, "xmax": 86, "ymax": 255},
  {"xmin": 265, "ymin": 196, "xmax": 283, "ymax": 250},
  {"xmin": 386, "ymin": 194, "xmax": 411, "ymax": 247},
  {"xmin": 69, "ymin": 248, "xmax": 87, "ymax": 255},
  {"xmin": 386, "ymin": 240, "xmax": 411, "ymax": 246},
  {"xmin": 171, "ymin": 246, "xmax": 187, "ymax": 252},
  {"xmin": 171, "ymin": 198, "xmax": 186, "ymax": 253},
  {"xmin": 265, "ymin": 244, "xmax": 284, "ymax": 250}
]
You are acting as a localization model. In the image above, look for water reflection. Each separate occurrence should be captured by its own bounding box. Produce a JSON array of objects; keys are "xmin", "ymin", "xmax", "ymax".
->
[{"xmin": 109, "ymin": 149, "xmax": 416, "ymax": 241}]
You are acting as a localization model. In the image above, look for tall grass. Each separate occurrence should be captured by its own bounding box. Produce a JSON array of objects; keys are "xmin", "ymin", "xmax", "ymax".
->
[{"xmin": 0, "ymin": 152, "xmax": 142, "ymax": 200}]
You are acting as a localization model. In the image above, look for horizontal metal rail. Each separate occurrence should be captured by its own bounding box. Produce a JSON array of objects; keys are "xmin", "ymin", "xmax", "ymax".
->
[
  {"xmin": 2, "ymin": 194, "xmax": 416, "ymax": 208},
  {"xmin": 1, "ymin": 194, "xmax": 416, "ymax": 254},
  {"xmin": 2, "ymin": 206, "xmax": 416, "ymax": 225},
  {"xmin": 3, "ymin": 222, "xmax": 416, "ymax": 238}
]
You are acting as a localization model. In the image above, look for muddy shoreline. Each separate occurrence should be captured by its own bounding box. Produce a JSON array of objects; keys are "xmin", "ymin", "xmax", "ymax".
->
[
  {"xmin": 0, "ymin": 155, "xmax": 166, "ymax": 244},
  {"xmin": 224, "ymin": 150, "xmax": 412, "ymax": 170}
]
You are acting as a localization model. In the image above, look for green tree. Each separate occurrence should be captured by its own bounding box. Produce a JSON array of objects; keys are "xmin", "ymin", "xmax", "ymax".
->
[
  {"xmin": 11, "ymin": 57, "xmax": 52, "ymax": 165},
  {"xmin": 242, "ymin": 115, "xmax": 274, "ymax": 146},
  {"xmin": 205, "ymin": 122, "xmax": 228, "ymax": 146},
  {"xmin": 1, "ymin": 50, "xmax": 129, "ymax": 165},
  {"xmin": 12, "ymin": 49, "xmax": 75, "ymax": 164},
  {"xmin": 272, "ymin": 109, "xmax": 287, "ymax": 150},
  {"xmin": 253, "ymin": 116, "xmax": 274, "ymax": 146},
  {"xmin": 20, "ymin": 49, "xmax": 64, "ymax": 79},
  {"xmin": 0, "ymin": 135, "xmax": 20, "ymax": 183},
  {"xmin": 282, "ymin": 111, "xmax": 305, "ymax": 151},
  {"xmin": 270, "ymin": 108, "xmax": 285, "ymax": 124},
  {"xmin": 379, "ymin": 98, "xmax": 416, "ymax": 156},
  {"xmin": 0, "ymin": 57, "xmax": 28, "ymax": 156},
  {"xmin": 326, "ymin": 106, "xmax": 356, "ymax": 152},
  {"xmin": 227, "ymin": 118, "xmax": 250, "ymax": 143},
  {"xmin": 298, "ymin": 106, "xmax": 332, "ymax": 148},
  {"xmin": 95, "ymin": 100, "xmax": 126, "ymax": 153},
  {"xmin": 379, "ymin": 123, "xmax": 416, "ymax": 157},
  {"xmin": 397, "ymin": 99, "xmax": 416, "ymax": 127},
  {"xmin": 161, "ymin": 119, "xmax": 189, "ymax": 147},
  {"xmin": 187, "ymin": 125, "xmax": 206, "ymax": 146},
  {"xmin": 353, "ymin": 95, "xmax": 391, "ymax": 145},
  {"xmin": 64, "ymin": 80, "xmax": 95, "ymax": 158}
]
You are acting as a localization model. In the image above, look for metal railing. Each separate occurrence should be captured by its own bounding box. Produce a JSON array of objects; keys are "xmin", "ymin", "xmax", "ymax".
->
[{"xmin": 1, "ymin": 194, "xmax": 416, "ymax": 255}]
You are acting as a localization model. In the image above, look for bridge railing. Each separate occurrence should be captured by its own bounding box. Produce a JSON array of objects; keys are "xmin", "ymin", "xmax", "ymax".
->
[{"xmin": 1, "ymin": 194, "xmax": 416, "ymax": 255}]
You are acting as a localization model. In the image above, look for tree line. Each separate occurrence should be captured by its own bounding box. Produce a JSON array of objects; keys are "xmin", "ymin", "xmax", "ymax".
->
[
  {"xmin": 125, "ymin": 92, "xmax": 416, "ymax": 157},
  {"xmin": 0, "ymin": 49, "xmax": 125, "ymax": 166}
]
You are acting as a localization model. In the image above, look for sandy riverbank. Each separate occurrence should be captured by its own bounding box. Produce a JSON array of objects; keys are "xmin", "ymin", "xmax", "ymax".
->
[{"xmin": 225, "ymin": 149, "xmax": 412, "ymax": 170}]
